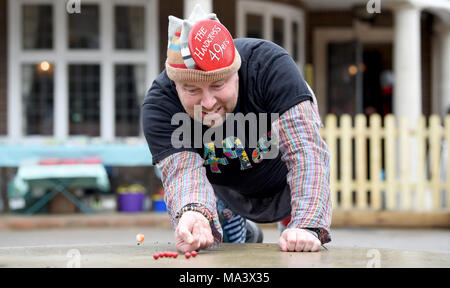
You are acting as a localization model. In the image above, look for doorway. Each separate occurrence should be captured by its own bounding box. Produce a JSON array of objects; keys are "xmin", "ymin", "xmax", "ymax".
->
[
  {"xmin": 327, "ymin": 41, "xmax": 393, "ymax": 117},
  {"xmin": 363, "ymin": 43, "xmax": 393, "ymax": 117}
]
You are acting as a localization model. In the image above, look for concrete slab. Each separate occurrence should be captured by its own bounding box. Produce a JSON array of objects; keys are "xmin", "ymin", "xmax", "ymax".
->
[
  {"xmin": 2, "ymin": 226, "xmax": 449, "ymax": 253},
  {"xmin": 0, "ymin": 243, "xmax": 449, "ymax": 268}
]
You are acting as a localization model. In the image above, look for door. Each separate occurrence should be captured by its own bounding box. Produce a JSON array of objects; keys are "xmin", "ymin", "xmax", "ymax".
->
[{"xmin": 327, "ymin": 41, "xmax": 363, "ymax": 116}]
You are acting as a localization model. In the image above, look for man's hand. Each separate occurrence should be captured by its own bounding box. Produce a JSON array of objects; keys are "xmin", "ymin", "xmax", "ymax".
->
[
  {"xmin": 278, "ymin": 228, "xmax": 321, "ymax": 252},
  {"xmin": 175, "ymin": 211, "xmax": 215, "ymax": 253}
]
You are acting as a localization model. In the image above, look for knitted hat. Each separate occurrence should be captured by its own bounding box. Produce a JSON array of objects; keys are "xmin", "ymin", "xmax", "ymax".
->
[{"xmin": 166, "ymin": 5, "xmax": 241, "ymax": 82}]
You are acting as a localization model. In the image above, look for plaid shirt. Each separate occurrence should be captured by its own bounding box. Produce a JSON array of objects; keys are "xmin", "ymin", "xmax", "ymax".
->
[{"xmin": 156, "ymin": 100, "xmax": 332, "ymax": 244}]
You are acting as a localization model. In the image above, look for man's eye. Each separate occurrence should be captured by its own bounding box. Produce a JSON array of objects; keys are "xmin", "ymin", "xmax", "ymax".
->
[
  {"xmin": 212, "ymin": 83, "xmax": 224, "ymax": 89},
  {"xmin": 186, "ymin": 89, "xmax": 199, "ymax": 94}
]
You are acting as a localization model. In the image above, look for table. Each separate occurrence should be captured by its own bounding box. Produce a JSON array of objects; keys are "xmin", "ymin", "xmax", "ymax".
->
[
  {"xmin": 11, "ymin": 163, "xmax": 110, "ymax": 214},
  {"xmin": 0, "ymin": 143, "xmax": 153, "ymax": 167}
]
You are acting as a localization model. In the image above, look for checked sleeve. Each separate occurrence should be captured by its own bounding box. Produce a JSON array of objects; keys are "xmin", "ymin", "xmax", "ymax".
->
[
  {"xmin": 273, "ymin": 100, "xmax": 332, "ymax": 244},
  {"xmin": 156, "ymin": 151, "xmax": 223, "ymax": 245}
]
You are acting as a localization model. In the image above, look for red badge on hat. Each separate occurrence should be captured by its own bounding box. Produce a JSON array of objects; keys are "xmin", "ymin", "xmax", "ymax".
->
[{"xmin": 188, "ymin": 19, "xmax": 235, "ymax": 71}]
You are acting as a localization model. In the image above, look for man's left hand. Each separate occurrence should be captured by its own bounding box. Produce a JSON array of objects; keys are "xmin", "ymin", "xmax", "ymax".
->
[{"xmin": 278, "ymin": 228, "xmax": 321, "ymax": 252}]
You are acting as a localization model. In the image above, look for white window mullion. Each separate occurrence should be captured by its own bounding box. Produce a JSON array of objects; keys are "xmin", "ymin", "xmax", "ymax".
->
[
  {"xmin": 54, "ymin": 0, "xmax": 67, "ymax": 140},
  {"xmin": 147, "ymin": 0, "xmax": 159, "ymax": 86},
  {"xmin": 184, "ymin": 0, "xmax": 212, "ymax": 18},
  {"xmin": 299, "ymin": 11, "xmax": 306, "ymax": 70},
  {"xmin": 263, "ymin": 11, "xmax": 271, "ymax": 41},
  {"xmin": 236, "ymin": 3, "xmax": 245, "ymax": 38},
  {"xmin": 101, "ymin": 0, "xmax": 114, "ymax": 142},
  {"xmin": 7, "ymin": 0, "xmax": 22, "ymax": 139},
  {"xmin": 285, "ymin": 16, "xmax": 293, "ymax": 56},
  {"xmin": 142, "ymin": 0, "xmax": 159, "ymax": 138}
]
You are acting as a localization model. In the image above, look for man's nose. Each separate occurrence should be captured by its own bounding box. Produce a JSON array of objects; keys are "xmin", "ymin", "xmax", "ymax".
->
[{"xmin": 200, "ymin": 91, "xmax": 217, "ymax": 111}]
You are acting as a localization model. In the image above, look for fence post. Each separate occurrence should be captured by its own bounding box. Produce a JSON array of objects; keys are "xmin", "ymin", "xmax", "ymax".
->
[
  {"xmin": 384, "ymin": 115, "xmax": 397, "ymax": 210},
  {"xmin": 325, "ymin": 114, "xmax": 338, "ymax": 210},
  {"xmin": 429, "ymin": 115, "xmax": 442, "ymax": 210},
  {"xmin": 416, "ymin": 116, "xmax": 427, "ymax": 210},
  {"xmin": 399, "ymin": 117, "xmax": 411, "ymax": 210},
  {"xmin": 355, "ymin": 114, "xmax": 367, "ymax": 209},
  {"xmin": 370, "ymin": 114, "xmax": 382, "ymax": 210},
  {"xmin": 446, "ymin": 115, "xmax": 450, "ymax": 209},
  {"xmin": 341, "ymin": 114, "xmax": 352, "ymax": 210}
]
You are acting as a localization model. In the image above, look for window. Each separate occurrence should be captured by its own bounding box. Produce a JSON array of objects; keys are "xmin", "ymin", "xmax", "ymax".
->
[
  {"xmin": 272, "ymin": 17, "xmax": 284, "ymax": 47},
  {"xmin": 237, "ymin": 0, "xmax": 305, "ymax": 68},
  {"xmin": 115, "ymin": 6, "xmax": 145, "ymax": 50},
  {"xmin": 22, "ymin": 62, "xmax": 54, "ymax": 135},
  {"xmin": 69, "ymin": 64, "xmax": 100, "ymax": 136},
  {"xmin": 68, "ymin": 4, "xmax": 100, "ymax": 49},
  {"xmin": 246, "ymin": 14, "xmax": 263, "ymax": 39},
  {"xmin": 8, "ymin": 0, "xmax": 158, "ymax": 140},
  {"xmin": 115, "ymin": 64, "xmax": 146, "ymax": 137},
  {"xmin": 22, "ymin": 4, "xmax": 53, "ymax": 49}
]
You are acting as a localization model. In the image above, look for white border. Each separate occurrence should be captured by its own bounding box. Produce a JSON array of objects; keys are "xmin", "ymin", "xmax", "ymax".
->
[{"xmin": 7, "ymin": 0, "xmax": 158, "ymax": 142}]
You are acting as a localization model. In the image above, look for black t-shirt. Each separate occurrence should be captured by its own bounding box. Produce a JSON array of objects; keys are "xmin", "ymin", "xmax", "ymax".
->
[{"xmin": 142, "ymin": 38, "xmax": 313, "ymax": 222}]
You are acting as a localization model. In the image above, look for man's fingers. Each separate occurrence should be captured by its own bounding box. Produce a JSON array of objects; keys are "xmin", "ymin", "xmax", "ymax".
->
[
  {"xmin": 207, "ymin": 231, "xmax": 214, "ymax": 245},
  {"xmin": 278, "ymin": 229, "xmax": 324, "ymax": 252},
  {"xmin": 302, "ymin": 238, "xmax": 314, "ymax": 252},
  {"xmin": 287, "ymin": 230, "xmax": 297, "ymax": 251},
  {"xmin": 175, "ymin": 211, "xmax": 217, "ymax": 252},
  {"xmin": 201, "ymin": 228, "xmax": 210, "ymax": 248},
  {"xmin": 311, "ymin": 241, "xmax": 322, "ymax": 252},
  {"xmin": 295, "ymin": 233, "xmax": 307, "ymax": 252},
  {"xmin": 304, "ymin": 239, "xmax": 321, "ymax": 252},
  {"xmin": 278, "ymin": 235, "xmax": 288, "ymax": 252},
  {"xmin": 198, "ymin": 235, "xmax": 207, "ymax": 249},
  {"xmin": 177, "ymin": 222, "xmax": 214, "ymax": 252},
  {"xmin": 177, "ymin": 225, "xmax": 194, "ymax": 244},
  {"xmin": 204, "ymin": 231, "xmax": 214, "ymax": 249},
  {"xmin": 198, "ymin": 225, "xmax": 214, "ymax": 249},
  {"xmin": 191, "ymin": 222, "xmax": 203, "ymax": 249}
]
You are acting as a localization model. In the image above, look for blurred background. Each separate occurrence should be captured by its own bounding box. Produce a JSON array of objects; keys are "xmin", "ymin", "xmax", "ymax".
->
[{"xmin": 0, "ymin": 0, "xmax": 448, "ymax": 239}]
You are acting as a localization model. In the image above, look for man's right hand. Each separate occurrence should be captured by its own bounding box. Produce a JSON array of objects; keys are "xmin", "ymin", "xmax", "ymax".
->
[{"xmin": 175, "ymin": 210, "xmax": 215, "ymax": 253}]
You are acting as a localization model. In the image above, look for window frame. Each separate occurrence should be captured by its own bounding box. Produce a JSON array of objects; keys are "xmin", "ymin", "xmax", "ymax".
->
[
  {"xmin": 7, "ymin": 0, "xmax": 159, "ymax": 142},
  {"xmin": 236, "ymin": 0, "xmax": 305, "ymax": 70}
]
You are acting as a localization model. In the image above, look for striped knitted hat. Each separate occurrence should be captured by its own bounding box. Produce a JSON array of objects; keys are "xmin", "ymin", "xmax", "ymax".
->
[{"xmin": 166, "ymin": 5, "xmax": 241, "ymax": 82}]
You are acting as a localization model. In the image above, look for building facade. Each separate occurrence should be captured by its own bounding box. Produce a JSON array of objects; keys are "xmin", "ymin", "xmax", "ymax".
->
[
  {"xmin": 0, "ymin": 0, "xmax": 449, "ymax": 211},
  {"xmin": 1, "ymin": 0, "xmax": 449, "ymax": 140}
]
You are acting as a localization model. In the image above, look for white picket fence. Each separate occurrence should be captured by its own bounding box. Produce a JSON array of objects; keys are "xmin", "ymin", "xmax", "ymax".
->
[{"xmin": 321, "ymin": 114, "xmax": 450, "ymax": 212}]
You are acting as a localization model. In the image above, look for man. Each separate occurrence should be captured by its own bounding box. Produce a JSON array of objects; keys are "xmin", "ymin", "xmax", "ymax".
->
[{"xmin": 142, "ymin": 5, "xmax": 331, "ymax": 253}]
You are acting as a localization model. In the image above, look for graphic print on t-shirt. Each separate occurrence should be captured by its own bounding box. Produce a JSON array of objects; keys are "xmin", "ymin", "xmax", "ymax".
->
[{"xmin": 203, "ymin": 131, "xmax": 278, "ymax": 173}]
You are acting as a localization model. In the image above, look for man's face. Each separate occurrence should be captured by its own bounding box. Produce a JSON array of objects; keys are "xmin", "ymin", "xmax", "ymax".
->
[{"xmin": 175, "ymin": 72, "xmax": 239, "ymax": 127}]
